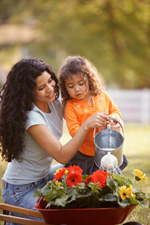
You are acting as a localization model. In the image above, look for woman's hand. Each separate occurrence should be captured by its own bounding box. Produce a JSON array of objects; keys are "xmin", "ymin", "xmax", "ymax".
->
[{"xmin": 83, "ymin": 112, "xmax": 110, "ymax": 130}]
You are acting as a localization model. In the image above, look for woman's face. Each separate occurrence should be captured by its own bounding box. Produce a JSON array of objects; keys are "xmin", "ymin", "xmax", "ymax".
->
[{"xmin": 34, "ymin": 71, "xmax": 56, "ymax": 109}]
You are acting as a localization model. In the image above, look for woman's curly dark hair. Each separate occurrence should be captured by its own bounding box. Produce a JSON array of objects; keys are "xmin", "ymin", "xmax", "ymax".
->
[
  {"xmin": 58, "ymin": 55, "xmax": 104, "ymax": 104},
  {"xmin": 0, "ymin": 56, "xmax": 59, "ymax": 162}
]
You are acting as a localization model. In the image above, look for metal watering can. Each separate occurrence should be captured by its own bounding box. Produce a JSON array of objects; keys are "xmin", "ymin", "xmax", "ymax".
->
[{"xmin": 94, "ymin": 117, "xmax": 124, "ymax": 172}]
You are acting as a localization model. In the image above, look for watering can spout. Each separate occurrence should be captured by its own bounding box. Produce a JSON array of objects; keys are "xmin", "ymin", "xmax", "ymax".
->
[
  {"xmin": 107, "ymin": 123, "xmax": 111, "ymax": 129},
  {"xmin": 100, "ymin": 152, "xmax": 122, "ymax": 174}
]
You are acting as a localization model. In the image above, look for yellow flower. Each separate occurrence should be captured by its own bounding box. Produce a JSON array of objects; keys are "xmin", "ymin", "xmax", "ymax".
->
[
  {"xmin": 118, "ymin": 186, "xmax": 131, "ymax": 200},
  {"xmin": 64, "ymin": 170, "xmax": 69, "ymax": 175},
  {"xmin": 128, "ymin": 185, "xmax": 136, "ymax": 198},
  {"xmin": 133, "ymin": 169, "xmax": 148, "ymax": 181},
  {"xmin": 54, "ymin": 169, "xmax": 61, "ymax": 175},
  {"xmin": 54, "ymin": 168, "xmax": 69, "ymax": 176},
  {"xmin": 55, "ymin": 181, "xmax": 61, "ymax": 187}
]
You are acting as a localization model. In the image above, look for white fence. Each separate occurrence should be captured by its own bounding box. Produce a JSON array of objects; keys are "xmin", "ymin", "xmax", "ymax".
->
[{"xmin": 107, "ymin": 89, "xmax": 150, "ymax": 124}]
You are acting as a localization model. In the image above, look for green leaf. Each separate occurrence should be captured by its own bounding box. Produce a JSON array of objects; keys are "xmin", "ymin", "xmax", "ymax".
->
[
  {"xmin": 104, "ymin": 193, "xmax": 118, "ymax": 202},
  {"xmin": 112, "ymin": 174, "xmax": 132, "ymax": 186},
  {"xmin": 118, "ymin": 201, "xmax": 130, "ymax": 208},
  {"xmin": 32, "ymin": 188, "xmax": 43, "ymax": 197},
  {"xmin": 88, "ymin": 182, "xmax": 100, "ymax": 194},
  {"xmin": 129, "ymin": 197, "xmax": 139, "ymax": 205},
  {"xmin": 107, "ymin": 176, "xmax": 118, "ymax": 190},
  {"xmin": 55, "ymin": 195, "xmax": 68, "ymax": 207}
]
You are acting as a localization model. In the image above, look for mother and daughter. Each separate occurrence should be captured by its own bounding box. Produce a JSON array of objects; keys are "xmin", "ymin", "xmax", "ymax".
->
[{"xmin": 0, "ymin": 55, "xmax": 128, "ymax": 223}]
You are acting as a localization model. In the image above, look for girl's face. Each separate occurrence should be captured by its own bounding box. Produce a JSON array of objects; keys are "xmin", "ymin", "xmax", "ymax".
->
[
  {"xmin": 34, "ymin": 71, "xmax": 56, "ymax": 109},
  {"xmin": 65, "ymin": 73, "xmax": 90, "ymax": 100}
]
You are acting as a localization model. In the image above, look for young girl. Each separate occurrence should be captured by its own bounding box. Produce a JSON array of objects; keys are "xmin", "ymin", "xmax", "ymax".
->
[{"xmin": 59, "ymin": 55, "xmax": 128, "ymax": 175}]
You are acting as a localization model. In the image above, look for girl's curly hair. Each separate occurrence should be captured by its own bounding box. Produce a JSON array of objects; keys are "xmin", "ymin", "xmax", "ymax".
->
[
  {"xmin": 0, "ymin": 56, "xmax": 59, "ymax": 162},
  {"xmin": 58, "ymin": 55, "xmax": 104, "ymax": 104}
]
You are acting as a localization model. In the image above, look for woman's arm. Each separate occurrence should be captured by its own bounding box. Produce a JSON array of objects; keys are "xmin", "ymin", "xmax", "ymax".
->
[
  {"xmin": 27, "ymin": 113, "xmax": 109, "ymax": 164},
  {"xmin": 65, "ymin": 101, "xmax": 111, "ymax": 137}
]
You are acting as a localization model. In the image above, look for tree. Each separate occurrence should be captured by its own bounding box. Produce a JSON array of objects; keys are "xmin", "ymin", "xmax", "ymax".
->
[{"xmin": 0, "ymin": 0, "xmax": 150, "ymax": 88}]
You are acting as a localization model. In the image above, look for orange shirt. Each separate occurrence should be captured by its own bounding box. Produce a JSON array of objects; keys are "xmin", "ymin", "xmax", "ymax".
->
[{"xmin": 65, "ymin": 91, "xmax": 121, "ymax": 156}]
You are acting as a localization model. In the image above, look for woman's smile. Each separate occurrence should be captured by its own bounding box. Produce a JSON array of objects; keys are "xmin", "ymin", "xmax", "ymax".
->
[{"xmin": 46, "ymin": 92, "xmax": 55, "ymax": 99}]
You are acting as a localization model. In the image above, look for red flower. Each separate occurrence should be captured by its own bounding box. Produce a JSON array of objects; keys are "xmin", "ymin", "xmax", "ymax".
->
[
  {"xmin": 92, "ymin": 170, "xmax": 109, "ymax": 188},
  {"xmin": 66, "ymin": 172, "xmax": 82, "ymax": 187},
  {"xmin": 67, "ymin": 165, "xmax": 83, "ymax": 174},
  {"xmin": 85, "ymin": 175, "xmax": 93, "ymax": 187},
  {"xmin": 54, "ymin": 168, "xmax": 68, "ymax": 181},
  {"xmin": 85, "ymin": 170, "xmax": 109, "ymax": 188}
]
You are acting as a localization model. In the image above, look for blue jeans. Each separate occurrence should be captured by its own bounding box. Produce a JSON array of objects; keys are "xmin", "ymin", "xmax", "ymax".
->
[{"xmin": 2, "ymin": 163, "xmax": 64, "ymax": 225}]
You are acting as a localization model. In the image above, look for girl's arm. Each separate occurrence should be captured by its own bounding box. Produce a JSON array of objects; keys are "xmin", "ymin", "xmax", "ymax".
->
[{"xmin": 27, "ymin": 113, "xmax": 107, "ymax": 165}]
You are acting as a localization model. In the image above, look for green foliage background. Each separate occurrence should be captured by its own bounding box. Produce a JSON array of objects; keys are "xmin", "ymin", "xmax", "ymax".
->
[{"xmin": 0, "ymin": 0, "xmax": 150, "ymax": 88}]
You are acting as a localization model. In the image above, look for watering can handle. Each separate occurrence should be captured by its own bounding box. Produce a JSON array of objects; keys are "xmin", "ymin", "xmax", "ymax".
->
[
  {"xmin": 109, "ymin": 117, "xmax": 124, "ymax": 138},
  {"xmin": 93, "ymin": 117, "xmax": 124, "ymax": 138}
]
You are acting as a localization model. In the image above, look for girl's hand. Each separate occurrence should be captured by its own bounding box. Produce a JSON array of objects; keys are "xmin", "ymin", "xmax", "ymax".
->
[
  {"xmin": 109, "ymin": 117, "xmax": 124, "ymax": 132},
  {"xmin": 84, "ymin": 112, "xmax": 110, "ymax": 130}
]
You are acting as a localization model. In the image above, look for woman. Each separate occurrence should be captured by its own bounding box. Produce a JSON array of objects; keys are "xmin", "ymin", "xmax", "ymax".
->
[{"xmin": 0, "ymin": 57, "xmax": 109, "ymax": 223}]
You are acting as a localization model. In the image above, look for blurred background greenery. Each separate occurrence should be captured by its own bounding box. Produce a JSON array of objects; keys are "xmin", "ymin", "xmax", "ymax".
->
[{"xmin": 0, "ymin": 0, "xmax": 150, "ymax": 89}]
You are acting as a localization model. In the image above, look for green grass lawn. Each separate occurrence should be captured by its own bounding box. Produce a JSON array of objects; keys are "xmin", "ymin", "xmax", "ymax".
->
[
  {"xmin": 120, "ymin": 124, "xmax": 150, "ymax": 224},
  {"xmin": 0, "ymin": 124, "xmax": 150, "ymax": 225}
]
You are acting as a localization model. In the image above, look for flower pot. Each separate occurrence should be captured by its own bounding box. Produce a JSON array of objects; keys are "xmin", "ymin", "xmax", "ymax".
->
[{"xmin": 34, "ymin": 205, "xmax": 137, "ymax": 225}]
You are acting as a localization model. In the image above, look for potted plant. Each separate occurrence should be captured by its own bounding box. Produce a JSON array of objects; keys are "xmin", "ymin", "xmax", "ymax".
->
[{"xmin": 33, "ymin": 166, "xmax": 149, "ymax": 225}]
